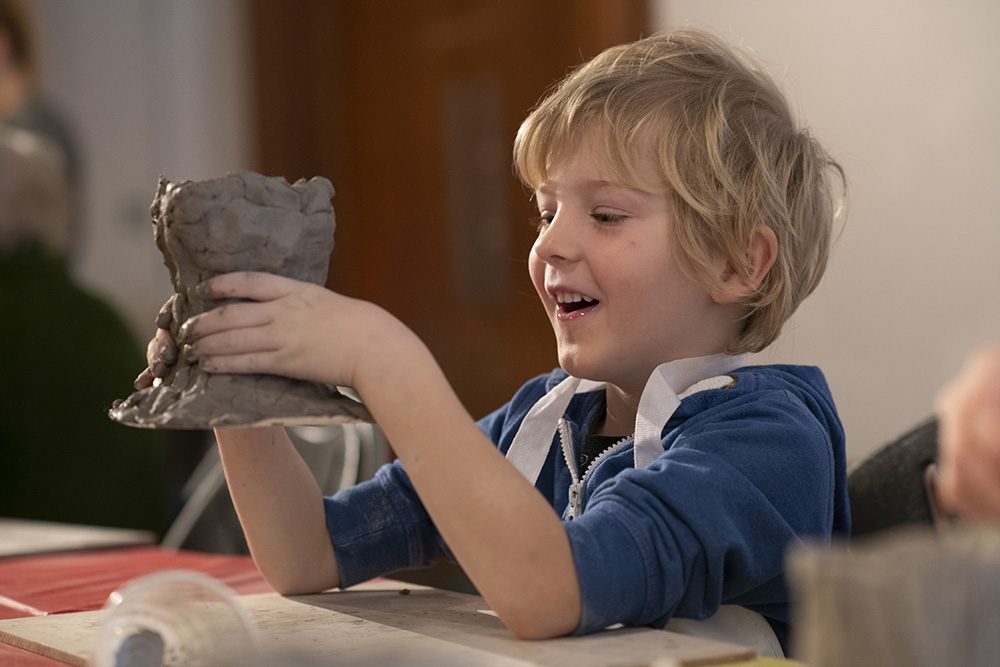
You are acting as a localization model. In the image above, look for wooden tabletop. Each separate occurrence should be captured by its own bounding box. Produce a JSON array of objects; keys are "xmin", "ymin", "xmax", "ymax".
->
[
  {"xmin": 0, "ymin": 526, "xmax": 785, "ymax": 667},
  {"xmin": 0, "ymin": 578, "xmax": 762, "ymax": 667}
]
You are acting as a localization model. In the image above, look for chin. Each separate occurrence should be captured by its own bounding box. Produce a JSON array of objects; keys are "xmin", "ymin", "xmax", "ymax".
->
[
  {"xmin": 557, "ymin": 355, "xmax": 603, "ymax": 382},
  {"xmin": 556, "ymin": 355, "xmax": 580, "ymax": 377}
]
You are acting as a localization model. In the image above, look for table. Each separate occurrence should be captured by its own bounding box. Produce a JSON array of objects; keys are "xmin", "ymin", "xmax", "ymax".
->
[
  {"xmin": 0, "ymin": 530, "xmax": 786, "ymax": 666},
  {"xmin": 0, "ymin": 544, "xmax": 273, "ymax": 665},
  {"xmin": 0, "ymin": 518, "xmax": 155, "ymax": 559},
  {"xmin": 2, "ymin": 579, "xmax": 764, "ymax": 667}
]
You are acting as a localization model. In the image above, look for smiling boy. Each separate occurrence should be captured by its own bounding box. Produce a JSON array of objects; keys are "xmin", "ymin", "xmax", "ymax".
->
[
  {"xmin": 140, "ymin": 28, "xmax": 849, "ymax": 657},
  {"xmin": 528, "ymin": 139, "xmax": 773, "ymax": 436}
]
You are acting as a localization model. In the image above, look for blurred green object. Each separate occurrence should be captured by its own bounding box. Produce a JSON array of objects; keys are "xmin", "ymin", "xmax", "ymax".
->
[{"xmin": 0, "ymin": 244, "xmax": 168, "ymax": 535}]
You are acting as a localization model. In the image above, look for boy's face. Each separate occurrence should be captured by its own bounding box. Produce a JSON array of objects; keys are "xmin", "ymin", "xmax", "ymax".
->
[{"xmin": 528, "ymin": 139, "xmax": 738, "ymax": 396}]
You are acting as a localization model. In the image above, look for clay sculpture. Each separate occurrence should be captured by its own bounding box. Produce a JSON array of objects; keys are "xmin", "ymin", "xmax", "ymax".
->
[{"xmin": 110, "ymin": 171, "xmax": 370, "ymax": 428}]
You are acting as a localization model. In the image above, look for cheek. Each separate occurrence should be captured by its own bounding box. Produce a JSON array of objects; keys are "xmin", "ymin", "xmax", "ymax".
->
[{"xmin": 528, "ymin": 249, "xmax": 545, "ymax": 296}]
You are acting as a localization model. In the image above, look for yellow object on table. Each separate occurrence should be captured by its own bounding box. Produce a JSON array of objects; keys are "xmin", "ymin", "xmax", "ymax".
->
[{"xmin": 718, "ymin": 659, "xmax": 805, "ymax": 667}]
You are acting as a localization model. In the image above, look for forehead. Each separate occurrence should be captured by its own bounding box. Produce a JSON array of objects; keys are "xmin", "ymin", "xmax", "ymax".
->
[{"xmin": 538, "ymin": 132, "xmax": 665, "ymax": 195}]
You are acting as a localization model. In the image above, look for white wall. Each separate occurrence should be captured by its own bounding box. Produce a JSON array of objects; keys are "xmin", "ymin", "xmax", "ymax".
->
[
  {"xmin": 654, "ymin": 1, "xmax": 1000, "ymax": 462},
  {"xmin": 26, "ymin": 0, "xmax": 252, "ymax": 341}
]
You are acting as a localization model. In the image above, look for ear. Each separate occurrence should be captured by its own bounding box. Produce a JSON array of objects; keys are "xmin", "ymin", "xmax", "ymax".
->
[{"xmin": 711, "ymin": 225, "xmax": 778, "ymax": 304}]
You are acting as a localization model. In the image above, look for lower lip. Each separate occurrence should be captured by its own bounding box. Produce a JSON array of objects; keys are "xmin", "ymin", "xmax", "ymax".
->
[{"xmin": 555, "ymin": 303, "xmax": 598, "ymax": 322}]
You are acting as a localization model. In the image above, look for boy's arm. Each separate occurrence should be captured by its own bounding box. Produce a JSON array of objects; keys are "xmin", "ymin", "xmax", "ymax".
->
[
  {"xmin": 214, "ymin": 425, "xmax": 341, "ymax": 595},
  {"xmin": 135, "ymin": 297, "xmax": 340, "ymax": 595},
  {"xmin": 356, "ymin": 318, "xmax": 581, "ymax": 639},
  {"xmin": 179, "ymin": 272, "xmax": 582, "ymax": 639}
]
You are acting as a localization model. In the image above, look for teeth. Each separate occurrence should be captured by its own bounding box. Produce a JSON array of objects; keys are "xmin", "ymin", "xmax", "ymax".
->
[{"xmin": 555, "ymin": 292, "xmax": 595, "ymax": 304}]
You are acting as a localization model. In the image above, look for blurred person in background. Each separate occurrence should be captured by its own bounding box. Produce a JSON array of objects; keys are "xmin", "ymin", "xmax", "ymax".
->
[
  {"xmin": 936, "ymin": 346, "xmax": 1000, "ymax": 523},
  {"xmin": 0, "ymin": 124, "xmax": 168, "ymax": 535},
  {"xmin": 0, "ymin": 0, "xmax": 83, "ymax": 265}
]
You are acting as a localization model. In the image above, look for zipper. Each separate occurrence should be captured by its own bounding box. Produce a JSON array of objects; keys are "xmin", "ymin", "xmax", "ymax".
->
[
  {"xmin": 559, "ymin": 418, "xmax": 632, "ymax": 520},
  {"xmin": 554, "ymin": 373, "xmax": 735, "ymax": 521}
]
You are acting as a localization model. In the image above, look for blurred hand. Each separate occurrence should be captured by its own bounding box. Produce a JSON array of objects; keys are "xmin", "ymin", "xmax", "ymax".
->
[{"xmin": 935, "ymin": 345, "xmax": 1000, "ymax": 522}]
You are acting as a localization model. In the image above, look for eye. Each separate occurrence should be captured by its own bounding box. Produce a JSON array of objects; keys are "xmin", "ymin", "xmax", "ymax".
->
[
  {"xmin": 531, "ymin": 213, "xmax": 554, "ymax": 232},
  {"xmin": 592, "ymin": 212, "xmax": 625, "ymax": 225}
]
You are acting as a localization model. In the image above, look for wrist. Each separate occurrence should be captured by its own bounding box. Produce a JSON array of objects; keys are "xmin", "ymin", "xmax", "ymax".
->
[
  {"xmin": 351, "ymin": 313, "xmax": 462, "ymax": 445},
  {"xmin": 350, "ymin": 305, "xmax": 430, "ymax": 400}
]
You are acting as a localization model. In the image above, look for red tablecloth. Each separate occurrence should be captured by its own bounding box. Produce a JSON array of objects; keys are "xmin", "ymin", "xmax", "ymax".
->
[{"xmin": 0, "ymin": 546, "xmax": 272, "ymax": 665}]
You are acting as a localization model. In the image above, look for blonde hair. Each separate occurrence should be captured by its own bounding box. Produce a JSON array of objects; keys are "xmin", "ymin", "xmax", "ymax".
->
[{"xmin": 514, "ymin": 28, "xmax": 845, "ymax": 354}]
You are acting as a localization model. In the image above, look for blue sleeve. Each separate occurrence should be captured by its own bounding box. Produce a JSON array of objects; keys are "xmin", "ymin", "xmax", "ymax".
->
[
  {"xmin": 566, "ymin": 389, "xmax": 839, "ymax": 635},
  {"xmin": 323, "ymin": 395, "xmax": 523, "ymax": 587},
  {"xmin": 322, "ymin": 461, "xmax": 445, "ymax": 587}
]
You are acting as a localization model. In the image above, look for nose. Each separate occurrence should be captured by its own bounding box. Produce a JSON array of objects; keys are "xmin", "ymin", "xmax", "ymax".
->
[{"xmin": 531, "ymin": 211, "xmax": 578, "ymax": 265}]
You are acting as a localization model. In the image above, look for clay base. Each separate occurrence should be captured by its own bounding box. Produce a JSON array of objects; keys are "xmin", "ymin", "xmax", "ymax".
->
[{"xmin": 109, "ymin": 368, "xmax": 371, "ymax": 429}]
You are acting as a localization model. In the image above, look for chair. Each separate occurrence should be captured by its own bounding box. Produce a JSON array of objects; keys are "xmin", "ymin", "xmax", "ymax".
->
[
  {"xmin": 161, "ymin": 423, "xmax": 389, "ymax": 554},
  {"xmin": 846, "ymin": 417, "xmax": 940, "ymax": 538}
]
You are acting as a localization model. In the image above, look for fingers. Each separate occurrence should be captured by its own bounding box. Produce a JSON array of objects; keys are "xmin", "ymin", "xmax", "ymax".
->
[
  {"xmin": 137, "ymin": 330, "xmax": 179, "ymax": 389},
  {"xmin": 144, "ymin": 327, "xmax": 178, "ymax": 371},
  {"xmin": 155, "ymin": 293, "xmax": 177, "ymax": 329},
  {"xmin": 191, "ymin": 349, "xmax": 279, "ymax": 375},
  {"xmin": 182, "ymin": 322, "xmax": 280, "ymax": 362},
  {"xmin": 178, "ymin": 297, "xmax": 286, "ymax": 376},
  {"xmin": 136, "ymin": 273, "xmax": 322, "ymax": 384},
  {"xmin": 136, "ymin": 299, "xmax": 181, "ymax": 389},
  {"xmin": 177, "ymin": 273, "xmax": 307, "ymax": 364},
  {"xmin": 133, "ymin": 367, "xmax": 156, "ymax": 390},
  {"xmin": 179, "ymin": 299, "xmax": 275, "ymax": 343},
  {"xmin": 198, "ymin": 271, "xmax": 297, "ymax": 302}
]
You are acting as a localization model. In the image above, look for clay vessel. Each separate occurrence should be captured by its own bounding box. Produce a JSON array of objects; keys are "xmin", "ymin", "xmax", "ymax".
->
[{"xmin": 110, "ymin": 171, "xmax": 370, "ymax": 429}]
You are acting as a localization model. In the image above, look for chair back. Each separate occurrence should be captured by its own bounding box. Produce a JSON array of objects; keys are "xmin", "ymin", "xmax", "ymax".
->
[
  {"xmin": 847, "ymin": 417, "xmax": 939, "ymax": 538},
  {"xmin": 161, "ymin": 424, "xmax": 389, "ymax": 553}
]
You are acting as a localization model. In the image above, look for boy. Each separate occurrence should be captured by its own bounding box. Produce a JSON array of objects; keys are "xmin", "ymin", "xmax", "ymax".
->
[{"xmin": 140, "ymin": 28, "xmax": 849, "ymax": 656}]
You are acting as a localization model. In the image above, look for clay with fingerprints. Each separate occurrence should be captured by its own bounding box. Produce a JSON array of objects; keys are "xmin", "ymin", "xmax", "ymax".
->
[{"xmin": 109, "ymin": 171, "xmax": 369, "ymax": 428}]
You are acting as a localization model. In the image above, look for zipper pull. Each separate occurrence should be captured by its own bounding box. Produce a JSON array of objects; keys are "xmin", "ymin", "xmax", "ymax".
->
[{"xmin": 567, "ymin": 481, "xmax": 582, "ymax": 520}]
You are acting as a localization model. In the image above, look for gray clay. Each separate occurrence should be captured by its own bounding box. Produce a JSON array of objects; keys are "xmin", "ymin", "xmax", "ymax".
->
[{"xmin": 109, "ymin": 171, "xmax": 370, "ymax": 429}]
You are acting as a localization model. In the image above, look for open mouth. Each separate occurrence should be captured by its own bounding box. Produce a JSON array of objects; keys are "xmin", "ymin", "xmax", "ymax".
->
[{"xmin": 556, "ymin": 293, "xmax": 599, "ymax": 314}]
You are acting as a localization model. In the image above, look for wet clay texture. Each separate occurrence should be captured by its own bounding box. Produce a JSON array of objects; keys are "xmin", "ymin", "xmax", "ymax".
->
[{"xmin": 109, "ymin": 171, "xmax": 370, "ymax": 429}]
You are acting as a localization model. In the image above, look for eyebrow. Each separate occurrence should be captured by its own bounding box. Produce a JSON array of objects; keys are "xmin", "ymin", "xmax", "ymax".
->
[{"xmin": 536, "ymin": 179, "xmax": 660, "ymax": 200}]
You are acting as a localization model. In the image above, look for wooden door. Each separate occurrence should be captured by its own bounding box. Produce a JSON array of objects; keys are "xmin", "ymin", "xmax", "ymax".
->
[{"xmin": 248, "ymin": 0, "xmax": 649, "ymax": 420}]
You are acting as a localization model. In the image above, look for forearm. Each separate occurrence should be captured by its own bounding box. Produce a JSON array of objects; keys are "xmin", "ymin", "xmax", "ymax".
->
[
  {"xmin": 215, "ymin": 425, "xmax": 340, "ymax": 594},
  {"xmin": 355, "ymin": 321, "xmax": 581, "ymax": 638},
  {"xmin": 177, "ymin": 278, "xmax": 580, "ymax": 631}
]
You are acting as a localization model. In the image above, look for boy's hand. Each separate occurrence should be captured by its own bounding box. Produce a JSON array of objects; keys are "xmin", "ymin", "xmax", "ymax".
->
[
  {"xmin": 176, "ymin": 272, "xmax": 395, "ymax": 392},
  {"xmin": 134, "ymin": 295, "xmax": 179, "ymax": 390}
]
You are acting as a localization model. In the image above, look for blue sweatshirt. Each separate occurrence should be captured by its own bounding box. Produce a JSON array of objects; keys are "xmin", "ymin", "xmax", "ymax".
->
[{"xmin": 324, "ymin": 364, "xmax": 850, "ymax": 653}]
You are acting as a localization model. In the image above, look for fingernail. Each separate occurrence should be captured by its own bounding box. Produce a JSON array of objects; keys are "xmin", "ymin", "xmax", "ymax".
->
[
  {"xmin": 160, "ymin": 342, "xmax": 178, "ymax": 365},
  {"xmin": 177, "ymin": 320, "xmax": 193, "ymax": 342},
  {"xmin": 155, "ymin": 309, "xmax": 172, "ymax": 329},
  {"xmin": 181, "ymin": 343, "xmax": 196, "ymax": 361},
  {"xmin": 193, "ymin": 280, "xmax": 213, "ymax": 298},
  {"xmin": 151, "ymin": 361, "xmax": 168, "ymax": 378}
]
